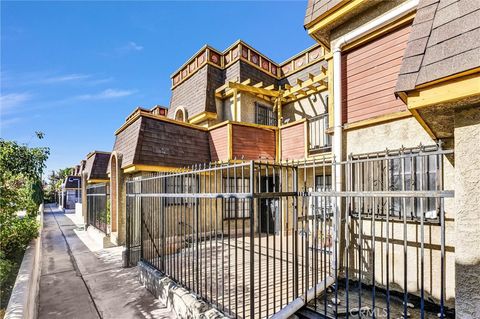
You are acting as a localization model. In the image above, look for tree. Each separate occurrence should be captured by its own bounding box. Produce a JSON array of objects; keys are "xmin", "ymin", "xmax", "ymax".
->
[
  {"xmin": 0, "ymin": 138, "xmax": 50, "ymax": 309},
  {"xmin": 0, "ymin": 138, "xmax": 49, "ymax": 257},
  {"xmin": 44, "ymin": 167, "xmax": 73, "ymax": 203}
]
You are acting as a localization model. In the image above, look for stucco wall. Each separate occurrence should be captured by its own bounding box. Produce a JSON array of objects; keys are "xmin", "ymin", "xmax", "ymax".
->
[
  {"xmin": 454, "ymin": 106, "xmax": 480, "ymax": 318},
  {"xmin": 345, "ymin": 117, "xmax": 456, "ymax": 306},
  {"xmin": 239, "ymin": 92, "xmax": 274, "ymax": 124},
  {"xmin": 282, "ymin": 92, "xmax": 328, "ymax": 124}
]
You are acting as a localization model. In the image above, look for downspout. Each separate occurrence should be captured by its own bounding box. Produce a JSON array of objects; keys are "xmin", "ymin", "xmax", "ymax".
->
[
  {"xmin": 332, "ymin": 0, "xmax": 419, "ymax": 194},
  {"xmin": 272, "ymin": 1, "xmax": 418, "ymax": 318}
]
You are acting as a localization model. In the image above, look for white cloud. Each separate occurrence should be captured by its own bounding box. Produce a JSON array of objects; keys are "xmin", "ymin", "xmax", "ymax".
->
[
  {"xmin": 0, "ymin": 93, "xmax": 31, "ymax": 114},
  {"xmin": 39, "ymin": 73, "xmax": 91, "ymax": 84},
  {"xmin": 2, "ymin": 71, "xmax": 114, "ymax": 88},
  {"xmin": 112, "ymin": 41, "xmax": 144, "ymax": 55},
  {"xmin": 0, "ymin": 117, "xmax": 22, "ymax": 128},
  {"xmin": 127, "ymin": 41, "xmax": 143, "ymax": 51},
  {"xmin": 76, "ymin": 88, "xmax": 136, "ymax": 100}
]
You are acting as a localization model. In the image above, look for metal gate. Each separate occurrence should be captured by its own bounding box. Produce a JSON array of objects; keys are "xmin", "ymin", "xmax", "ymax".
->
[
  {"xmin": 86, "ymin": 183, "xmax": 110, "ymax": 234},
  {"xmin": 125, "ymin": 145, "xmax": 454, "ymax": 318}
]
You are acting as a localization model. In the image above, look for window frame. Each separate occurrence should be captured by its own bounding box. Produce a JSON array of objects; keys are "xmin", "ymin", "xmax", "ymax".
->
[{"xmin": 255, "ymin": 102, "xmax": 277, "ymax": 126}]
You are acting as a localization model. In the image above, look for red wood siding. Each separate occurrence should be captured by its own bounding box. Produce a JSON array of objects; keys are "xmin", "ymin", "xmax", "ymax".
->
[
  {"xmin": 343, "ymin": 23, "xmax": 411, "ymax": 124},
  {"xmin": 209, "ymin": 126, "xmax": 228, "ymax": 161},
  {"xmin": 281, "ymin": 122, "xmax": 305, "ymax": 160},
  {"xmin": 232, "ymin": 125, "xmax": 276, "ymax": 160}
]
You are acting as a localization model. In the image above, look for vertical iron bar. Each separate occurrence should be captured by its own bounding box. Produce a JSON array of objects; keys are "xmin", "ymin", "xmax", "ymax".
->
[{"xmin": 249, "ymin": 161, "xmax": 255, "ymax": 319}]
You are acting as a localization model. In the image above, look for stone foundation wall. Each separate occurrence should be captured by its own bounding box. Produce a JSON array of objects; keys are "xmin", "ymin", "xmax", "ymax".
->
[{"xmin": 138, "ymin": 261, "xmax": 227, "ymax": 318}]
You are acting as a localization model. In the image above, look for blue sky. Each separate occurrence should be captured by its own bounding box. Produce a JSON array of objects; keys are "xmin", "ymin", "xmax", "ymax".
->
[{"xmin": 1, "ymin": 0, "xmax": 314, "ymax": 175}]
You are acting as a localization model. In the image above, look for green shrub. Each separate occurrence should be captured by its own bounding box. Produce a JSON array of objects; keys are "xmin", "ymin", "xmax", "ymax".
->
[
  {"xmin": 0, "ymin": 214, "xmax": 39, "ymax": 260},
  {"xmin": 0, "ymin": 252, "xmax": 14, "ymax": 288}
]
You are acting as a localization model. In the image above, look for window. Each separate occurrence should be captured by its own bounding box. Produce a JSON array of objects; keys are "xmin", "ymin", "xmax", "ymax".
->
[
  {"xmin": 174, "ymin": 107, "xmax": 186, "ymax": 122},
  {"xmin": 255, "ymin": 103, "xmax": 277, "ymax": 126},
  {"xmin": 165, "ymin": 175, "xmax": 198, "ymax": 205},
  {"xmin": 351, "ymin": 151, "xmax": 439, "ymax": 219},
  {"xmin": 312, "ymin": 175, "xmax": 333, "ymax": 217},
  {"xmin": 389, "ymin": 155, "xmax": 438, "ymax": 218},
  {"xmin": 315, "ymin": 174, "xmax": 332, "ymax": 191},
  {"xmin": 223, "ymin": 177, "xmax": 250, "ymax": 218}
]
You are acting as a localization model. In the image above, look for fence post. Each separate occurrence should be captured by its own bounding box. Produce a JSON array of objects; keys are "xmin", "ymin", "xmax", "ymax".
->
[
  {"xmin": 139, "ymin": 180, "xmax": 144, "ymax": 262},
  {"xmin": 293, "ymin": 163, "xmax": 299, "ymax": 299},
  {"xmin": 125, "ymin": 184, "xmax": 130, "ymax": 267},
  {"xmin": 195, "ymin": 167, "xmax": 200, "ymax": 293},
  {"xmin": 249, "ymin": 160, "xmax": 255, "ymax": 318},
  {"xmin": 160, "ymin": 178, "xmax": 165, "ymax": 273}
]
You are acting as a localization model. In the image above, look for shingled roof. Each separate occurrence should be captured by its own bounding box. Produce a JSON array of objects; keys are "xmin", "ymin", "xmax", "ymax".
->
[
  {"xmin": 111, "ymin": 114, "xmax": 211, "ymax": 170},
  {"xmin": 304, "ymin": 0, "xmax": 343, "ymax": 26},
  {"xmin": 395, "ymin": 0, "xmax": 480, "ymax": 93},
  {"xmin": 63, "ymin": 176, "xmax": 81, "ymax": 189},
  {"xmin": 84, "ymin": 151, "xmax": 111, "ymax": 180}
]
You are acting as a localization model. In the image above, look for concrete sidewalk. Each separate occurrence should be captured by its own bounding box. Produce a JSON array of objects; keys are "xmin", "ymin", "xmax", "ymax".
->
[{"xmin": 38, "ymin": 204, "xmax": 174, "ymax": 319}]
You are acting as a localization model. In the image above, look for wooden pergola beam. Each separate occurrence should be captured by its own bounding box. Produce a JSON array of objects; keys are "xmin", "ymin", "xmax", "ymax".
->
[
  {"xmin": 284, "ymin": 84, "xmax": 328, "ymax": 103},
  {"xmin": 283, "ymin": 73, "xmax": 328, "ymax": 98},
  {"xmin": 226, "ymin": 81, "xmax": 280, "ymax": 97}
]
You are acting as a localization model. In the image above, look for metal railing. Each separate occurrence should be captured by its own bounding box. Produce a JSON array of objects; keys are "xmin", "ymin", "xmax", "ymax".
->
[
  {"xmin": 125, "ymin": 145, "xmax": 454, "ymax": 318},
  {"xmin": 86, "ymin": 183, "xmax": 110, "ymax": 234},
  {"xmin": 308, "ymin": 113, "xmax": 331, "ymax": 153}
]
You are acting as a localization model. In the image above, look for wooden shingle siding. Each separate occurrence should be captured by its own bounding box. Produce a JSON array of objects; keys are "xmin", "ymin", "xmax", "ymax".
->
[
  {"xmin": 85, "ymin": 153, "xmax": 110, "ymax": 180},
  {"xmin": 112, "ymin": 117, "xmax": 142, "ymax": 168},
  {"xmin": 112, "ymin": 116, "xmax": 211, "ymax": 169},
  {"xmin": 239, "ymin": 61, "xmax": 277, "ymax": 87},
  {"xmin": 343, "ymin": 23, "xmax": 411, "ymax": 124},
  {"xmin": 281, "ymin": 122, "xmax": 305, "ymax": 160},
  {"xmin": 169, "ymin": 64, "xmax": 210, "ymax": 119},
  {"xmin": 137, "ymin": 117, "xmax": 210, "ymax": 167},
  {"xmin": 209, "ymin": 126, "xmax": 229, "ymax": 161},
  {"xmin": 232, "ymin": 125, "xmax": 276, "ymax": 160}
]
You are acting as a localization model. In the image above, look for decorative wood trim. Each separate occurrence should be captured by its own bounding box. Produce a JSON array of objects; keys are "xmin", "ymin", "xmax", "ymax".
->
[
  {"xmin": 306, "ymin": 0, "xmax": 366, "ymax": 39},
  {"xmin": 327, "ymin": 58, "xmax": 334, "ymax": 128},
  {"xmin": 188, "ymin": 111, "xmax": 217, "ymax": 124},
  {"xmin": 304, "ymin": 121, "xmax": 309, "ymax": 158},
  {"xmin": 87, "ymin": 179, "xmax": 110, "ymax": 184},
  {"xmin": 172, "ymin": 40, "xmax": 325, "ymax": 88},
  {"xmin": 115, "ymin": 110, "xmax": 208, "ymax": 136},
  {"xmin": 410, "ymin": 109, "xmax": 436, "ymax": 139},
  {"xmin": 275, "ymin": 129, "xmax": 280, "ymax": 163},
  {"xmin": 233, "ymin": 89, "xmax": 238, "ymax": 121},
  {"xmin": 342, "ymin": 110, "xmax": 412, "ymax": 131},
  {"xmin": 279, "ymin": 118, "xmax": 306, "ymax": 129},
  {"xmin": 407, "ymin": 72, "xmax": 480, "ymax": 109},
  {"xmin": 230, "ymin": 121, "xmax": 278, "ymax": 131},
  {"xmin": 415, "ymin": 67, "xmax": 480, "ymax": 89},
  {"xmin": 227, "ymin": 123, "xmax": 233, "ymax": 161},
  {"xmin": 216, "ymin": 81, "xmax": 280, "ymax": 99},
  {"xmin": 122, "ymin": 164, "xmax": 180, "ymax": 174},
  {"xmin": 204, "ymin": 119, "xmax": 278, "ymax": 132}
]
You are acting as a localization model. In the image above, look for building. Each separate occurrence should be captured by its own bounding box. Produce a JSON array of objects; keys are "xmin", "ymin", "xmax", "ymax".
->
[
  {"xmin": 60, "ymin": 175, "xmax": 81, "ymax": 210},
  {"xmin": 304, "ymin": 0, "xmax": 479, "ymax": 316},
  {"xmin": 79, "ymin": 151, "xmax": 111, "ymax": 237},
  {"xmin": 82, "ymin": 0, "xmax": 479, "ymax": 317}
]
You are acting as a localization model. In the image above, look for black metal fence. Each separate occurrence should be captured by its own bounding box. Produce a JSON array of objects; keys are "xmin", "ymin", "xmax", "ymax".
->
[
  {"xmin": 86, "ymin": 183, "xmax": 110, "ymax": 234},
  {"xmin": 125, "ymin": 145, "xmax": 454, "ymax": 318}
]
